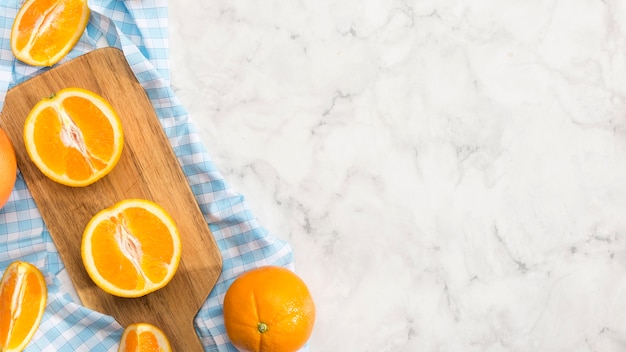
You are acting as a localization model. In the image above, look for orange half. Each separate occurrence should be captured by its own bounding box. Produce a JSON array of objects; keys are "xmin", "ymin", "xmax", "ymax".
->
[
  {"xmin": 0, "ymin": 261, "xmax": 47, "ymax": 352},
  {"xmin": 23, "ymin": 87, "xmax": 124, "ymax": 187},
  {"xmin": 118, "ymin": 323, "xmax": 172, "ymax": 352},
  {"xmin": 11, "ymin": 0, "xmax": 90, "ymax": 66},
  {"xmin": 81, "ymin": 199, "xmax": 182, "ymax": 298}
]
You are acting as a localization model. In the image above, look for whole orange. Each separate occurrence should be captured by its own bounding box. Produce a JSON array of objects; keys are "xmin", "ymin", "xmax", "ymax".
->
[
  {"xmin": 0, "ymin": 128, "xmax": 17, "ymax": 209},
  {"xmin": 223, "ymin": 266, "xmax": 316, "ymax": 352}
]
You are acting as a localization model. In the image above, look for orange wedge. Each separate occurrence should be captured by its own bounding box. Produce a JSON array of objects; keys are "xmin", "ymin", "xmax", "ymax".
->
[
  {"xmin": 81, "ymin": 199, "xmax": 182, "ymax": 298},
  {"xmin": 0, "ymin": 261, "xmax": 47, "ymax": 352},
  {"xmin": 11, "ymin": 0, "xmax": 90, "ymax": 66},
  {"xmin": 23, "ymin": 87, "xmax": 124, "ymax": 187},
  {"xmin": 118, "ymin": 323, "xmax": 172, "ymax": 352}
]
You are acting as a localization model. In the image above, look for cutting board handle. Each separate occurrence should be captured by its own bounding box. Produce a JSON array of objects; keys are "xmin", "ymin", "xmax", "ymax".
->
[{"xmin": 181, "ymin": 321, "xmax": 204, "ymax": 351}]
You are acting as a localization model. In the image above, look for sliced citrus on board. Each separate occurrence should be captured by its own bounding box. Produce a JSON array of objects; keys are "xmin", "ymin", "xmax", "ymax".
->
[
  {"xmin": 0, "ymin": 261, "xmax": 47, "ymax": 352},
  {"xmin": 81, "ymin": 199, "xmax": 182, "ymax": 298},
  {"xmin": 118, "ymin": 323, "xmax": 172, "ymax": 352},
  {"xmin": 23, "ymin": 87, "xmax": 124, "ymax": 187},
  {"xmin": 11, "ymin": 0, "xmax": 90, "ymax": 66},
  {"xmin": 0, "ymin": 128, "xmax": 17, "ymax": 209},
  {"xmin": 223, "ymin": 266, "xmax": 316, "ymax": 352}
]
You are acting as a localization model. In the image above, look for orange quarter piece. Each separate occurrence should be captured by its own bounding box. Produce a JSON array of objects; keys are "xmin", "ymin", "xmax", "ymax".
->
[
  {"xmin": 11, "ymin": 0, "xmax": 90, "ymax": 66},
  {"xmin": 0, "ymin": 261, "xmax": 47, "ymax": 352}
]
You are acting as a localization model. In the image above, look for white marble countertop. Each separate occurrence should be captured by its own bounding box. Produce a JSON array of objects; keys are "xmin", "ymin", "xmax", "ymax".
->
[{"xmin": 169, "ymin": 1, "xmax": 626, "ymax": 350}]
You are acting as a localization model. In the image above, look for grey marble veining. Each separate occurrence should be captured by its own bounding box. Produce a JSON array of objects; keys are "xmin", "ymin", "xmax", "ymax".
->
[{"xmin": 170, "ymin": 1, "xmax": 626, "ymax": 351}]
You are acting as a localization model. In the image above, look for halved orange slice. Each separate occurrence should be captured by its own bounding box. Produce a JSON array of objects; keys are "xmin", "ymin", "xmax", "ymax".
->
[
  {"xmin": 81, "ymin": 199, "xmax": 182, "ymax": 298},
  {"xmin": 118, "ymin": 323, "xmax": 172, "ymax": 352},
  {"xmin": 0, "ymin": 261, "xmax": 47, "ymax": 352},
  {"xmin": 23, "ymin": 87, "xmax": 124, "ymax": 187},
  {"xmin": 11, "ymin": 0, "xmax": 90, "ymax": 66}
]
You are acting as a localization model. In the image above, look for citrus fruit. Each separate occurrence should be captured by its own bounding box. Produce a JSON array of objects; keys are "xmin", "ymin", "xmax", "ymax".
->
[
  {"xmin": 223, "ymin": 266, "xmax": 316, "ymax": 352},
  {"xmin": 23, "ymin": 87, "xmax": 124, "ymax": 187},
  {"xmin": 118, "ymin": 323, "xmax": 172, "ymax": 352},
  {"xmin": 81, "ymin": 199, "xmax": 182, "ymax": 298},
  {"xmin": 0, "ymin": 128, "xmax": 17, "ymax": 209},
  {"xmin": 0, "ymin": 261, "xmax": 47, "ymax": 352},
  {"xmin": 11, "ymin": 0, "xmax": 90, "ymax": 66}
]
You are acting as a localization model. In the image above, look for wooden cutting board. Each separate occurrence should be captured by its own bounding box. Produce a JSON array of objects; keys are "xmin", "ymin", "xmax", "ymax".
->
[{"xmin": 0, "ymin": 47, "xmax": 222, "ymax": 351}]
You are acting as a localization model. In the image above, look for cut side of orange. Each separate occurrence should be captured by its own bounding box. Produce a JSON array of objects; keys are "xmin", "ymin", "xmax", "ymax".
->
[
  {"xmin": 0, "ymin": 261, "xmax": 47, "ymax": 352},
  {"xmin": 23, "ymin": 87, "xmax": 124, "ymax": 187},
  {"xmin": 11, "ymin": 0, "xmax": 90, "ymax": 66},
  {"xmin": 81, "ymin": 199, "xmax": 182, "ymax": 298},
  {"xmin": 118, "ymin": 323, "xmax": 172, "ymax": 352}
]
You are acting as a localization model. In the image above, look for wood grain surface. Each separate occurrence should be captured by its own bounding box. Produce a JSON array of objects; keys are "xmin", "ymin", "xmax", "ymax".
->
[{"xmin": 0, "ymin": 47, "xmax": 222, "ymax": 351}]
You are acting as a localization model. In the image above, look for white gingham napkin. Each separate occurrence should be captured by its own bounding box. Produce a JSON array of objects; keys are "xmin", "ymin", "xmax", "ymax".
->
[{"xmin": 0, "ymin": 1, "xmax": 296, "ymax": 351}]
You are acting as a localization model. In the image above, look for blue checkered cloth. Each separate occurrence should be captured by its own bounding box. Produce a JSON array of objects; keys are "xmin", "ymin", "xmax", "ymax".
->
[{"xmin": 0, "ymin": 1, "xmax": 296, "ymax": 351}]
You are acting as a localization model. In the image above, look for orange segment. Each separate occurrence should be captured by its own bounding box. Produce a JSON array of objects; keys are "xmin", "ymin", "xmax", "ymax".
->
[
  {"xmin": 0, "ymin": 261, "xmax": 47, "ymax": 352},
  {"xmin": 118, "ymin": 323, "xmax": 172, "ymax": 352},
  {"xmin": 81, "ymin": 199, "xmax": 182, "ymax": 298},
  {"xmin": 11, "ymin": 0, "xmax": 90, "ymax": 66},
  {"xmin": 23, "ymin": 87, "xmax": 124, "ymax": 187}
]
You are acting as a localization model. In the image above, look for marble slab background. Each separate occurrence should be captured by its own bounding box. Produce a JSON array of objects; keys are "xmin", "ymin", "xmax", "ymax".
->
[{"xmin": 170, "ymin": 1, "xmax": 626, "ymax": 351}]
